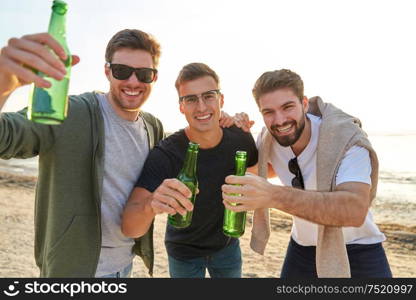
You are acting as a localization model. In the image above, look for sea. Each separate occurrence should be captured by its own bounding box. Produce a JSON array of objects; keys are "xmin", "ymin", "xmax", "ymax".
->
[{"xmin": 0, "ymin": 133, "xmax": 415, "ymax": 227}]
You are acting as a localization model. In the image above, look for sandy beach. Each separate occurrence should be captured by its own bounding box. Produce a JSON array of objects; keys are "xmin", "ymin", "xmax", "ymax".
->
[{"xmin": 0, "ymin": 171, "xmax": 415, "ymax": 278}]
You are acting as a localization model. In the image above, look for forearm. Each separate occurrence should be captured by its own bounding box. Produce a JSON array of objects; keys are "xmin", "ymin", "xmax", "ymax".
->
[
  {"xmin": 271, "ymin": 186, "xmax": 369, "ymax": 227},
  {"xmin": 122, "ymin": 194, "xmax": 155, "ymax": 238}
]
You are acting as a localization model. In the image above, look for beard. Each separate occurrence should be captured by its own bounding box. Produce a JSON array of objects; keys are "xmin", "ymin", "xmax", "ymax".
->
[{"xmin": 270, "ymin": 113, "xmax": 306, "ymax": 147}]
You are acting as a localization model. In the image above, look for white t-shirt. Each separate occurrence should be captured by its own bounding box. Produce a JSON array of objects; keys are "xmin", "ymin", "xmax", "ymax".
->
[{"xmin": 260, "ymin": 114, "xmax": 385, "ymax": 246}]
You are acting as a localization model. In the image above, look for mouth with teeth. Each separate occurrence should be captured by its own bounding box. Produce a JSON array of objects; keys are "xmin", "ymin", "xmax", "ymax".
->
[
  {"xmin": 270, "ymin": 117, "xmax": 306, "ymax": 148},
  {"xmin": 273, "ymin": 122, "xmax": 295, "ymax": 135},
  {"xmin": 122, "ymin": 88, "xmax": 143, "ymax": 98},
  {"xmin": 195, "ymin": 114, "xmax": 212, "ymax": 121}
]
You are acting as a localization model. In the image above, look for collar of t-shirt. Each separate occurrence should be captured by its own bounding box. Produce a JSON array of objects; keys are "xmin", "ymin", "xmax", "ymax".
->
[{"xmin": 97, "ymin": 92, "xmax": 144, "ymax": 126}]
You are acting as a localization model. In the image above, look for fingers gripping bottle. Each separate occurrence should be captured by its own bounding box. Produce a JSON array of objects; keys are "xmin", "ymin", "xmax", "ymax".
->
[
  {"xmin": 28, "ymin": 0, "xmax": 72, "ymax": 124},
  {"xmin": 168, "ymin": 142, "xmax": 199, "ymax": 228},
  {"xmin": 223, "ymin": 151, "xmax": 247, "ymax": 238}
]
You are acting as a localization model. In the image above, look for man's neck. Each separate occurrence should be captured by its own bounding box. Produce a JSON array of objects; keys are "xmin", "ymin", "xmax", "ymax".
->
[
  {"xmin": 290, "ymin": 116, "xmax": 311, "ymax": 156},
  {"xmin": 184, "ymin": 126, "xmax": 223, "ymax": 149},
  {"xmin": 106, "ymin": 92, "xmax": 140, "ymax": 122}
]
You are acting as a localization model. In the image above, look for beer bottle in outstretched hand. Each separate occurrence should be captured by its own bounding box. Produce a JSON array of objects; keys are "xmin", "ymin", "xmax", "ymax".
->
[{"xmin": 28, "ymin": 0, "xmax": 72, "ymax": 124}]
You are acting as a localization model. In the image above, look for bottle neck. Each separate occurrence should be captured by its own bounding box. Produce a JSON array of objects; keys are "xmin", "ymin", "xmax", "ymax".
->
[
  {"xmin": 48, "ymin": 9, "xmax": 67, "ymax": 44},
  {"xmin": 235, "ymin": 157, "xmax": 247, "ymax": 176},
  {"xmin": 182, "ymin": 149, "xmax": 198, "ymax": 177},
  {"xmin": 48, "ymin": 6, "xmax": 70, "ymax": 67}
]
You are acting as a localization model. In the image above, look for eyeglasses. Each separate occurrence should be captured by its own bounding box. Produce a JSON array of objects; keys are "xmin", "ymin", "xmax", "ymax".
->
[
  {"xmin": 179, "ymin": 89, "xmax": 221, "ymax": 106},
  {"xmin": 106, "ymin": 63, "xmax": 158, "ymax": 83},
  {"xmin": 288, "ymin": 157, "xmax": 305, "ymax": 190}
]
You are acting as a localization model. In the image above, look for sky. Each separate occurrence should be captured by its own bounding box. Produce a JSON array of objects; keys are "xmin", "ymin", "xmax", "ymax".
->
[{"xmin": 1, "ymin": 0, "xmax": 416, "ymax": 134}]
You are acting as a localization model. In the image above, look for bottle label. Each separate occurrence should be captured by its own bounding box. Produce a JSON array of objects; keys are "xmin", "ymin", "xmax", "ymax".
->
[{"xmin": 33, "ymin": 89, "xmax": 55, "ymax": 113}]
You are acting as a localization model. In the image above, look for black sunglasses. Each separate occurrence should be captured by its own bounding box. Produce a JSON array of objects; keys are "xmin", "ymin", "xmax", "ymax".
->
[
  {"xmin": 107, "ymin": 63, "xmax": 158, "ymax": 83},
  {"xmin": 288, "ymin": 157, "xmax": 305, "ymax": 190}
]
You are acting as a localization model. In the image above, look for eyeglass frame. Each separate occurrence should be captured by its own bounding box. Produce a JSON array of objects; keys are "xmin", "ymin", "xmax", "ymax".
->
[
  {"xmin": 105, "ymin": 62, "xmax": 158, "ymax": 83},
  {"xmin": 179, "ymin": 89, "xmax": 221, "ymax": 106},
  {"xmin": 288, "ymin": 157, "xmax": 305, "ymax": 190}
]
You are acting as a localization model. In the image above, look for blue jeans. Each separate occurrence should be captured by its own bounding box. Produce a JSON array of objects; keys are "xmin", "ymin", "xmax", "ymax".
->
[
  {"xmin": 97, "ymin": 262, "xmax": 133, "ymax": 278},
  {"xmin": 168, "ymin": 239, "xmax": 242, "ymax": 278},
  {"xmin": 280, "ymin": 238, "xmax": 392, "ymax": 278}
]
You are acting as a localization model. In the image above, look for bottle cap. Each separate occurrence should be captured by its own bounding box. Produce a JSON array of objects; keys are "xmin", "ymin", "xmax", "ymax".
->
[
  {"xmin": 188, "ymin": 142, "xmax": 199, "ymax": 152},
  {"xmin": 236, "ymin": 151, "xmax": 247, "ymax": 158}
]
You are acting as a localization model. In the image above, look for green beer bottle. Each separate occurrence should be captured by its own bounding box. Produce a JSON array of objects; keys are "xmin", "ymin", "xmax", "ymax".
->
[
  {"xmin": 223, "ymin": 151, "xmax": 247, "ymax": 238},
  {"xmin": 28, "ymin": 0, "xmax": 71, "ymax": 125},
  {"xmin": 168, "ymin": 142, "xmax": 199, "ymax": 228}
]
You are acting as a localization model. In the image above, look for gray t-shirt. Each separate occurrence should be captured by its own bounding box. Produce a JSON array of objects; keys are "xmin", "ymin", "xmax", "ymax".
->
[{"xmin": 95, "ymin": 93, "xmax": 149, "ymax": 277}]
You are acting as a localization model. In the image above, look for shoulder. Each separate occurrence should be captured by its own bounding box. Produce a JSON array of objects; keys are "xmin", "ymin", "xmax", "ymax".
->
[
  {"xmin": 145, "ymin": 130, "xmax": 186, "ymax": 168},
  {"xmin": 62, "ymin": 92, "xmax": 100, "ymax": 127},
  {"xmin": 140, "ymin": 110, "xmax": 165, "ymax": 143},
  {"xmin": 224, "ymin": 125, "xmax": 254, "ymax": 140},
  {"xmin": 223, "ymin": 126, "xmax": 258, "ymax": 164},
  {"xmin": 66, "ymin": 92, "xmax": 100, "ymax": 118},
  {"xmin": 343, "ymin": 145, "xmax": 370, "ymax": 163},
  {"xmin": 337, "ymin": 145, "xmax": 371, "ymax": 185},
  {"xmin": 223, "ymin": 126, "xmax": 256, "ymax": 149},
  {"xmin": 69, "ymin": 91, "xmax": 99, "ymax": 107},
  {"xmin": 307, "ymin": 113, "xmax": 322, "ymax": 124},
  {"xmin": 140, "ymin": 111, "xmax": 163, "ymax": 127}
]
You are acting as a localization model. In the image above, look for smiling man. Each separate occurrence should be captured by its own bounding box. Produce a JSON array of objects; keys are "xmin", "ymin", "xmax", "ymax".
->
[
  {"xmin": 222, "ymin": 69, "xmax": 392, "ymax": 278},
  {"xmin": 122, "ymin": 63, "xmax": 258, "ymax": 278},
  {"xmin": 0, "ymin": 29, "xmax": 164, "ymax": 278}
]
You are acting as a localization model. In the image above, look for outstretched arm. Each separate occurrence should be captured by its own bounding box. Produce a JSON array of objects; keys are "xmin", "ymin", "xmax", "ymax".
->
[{"xmin": 222, "ymin": 174, "xmax": 370, "ymax": 227}]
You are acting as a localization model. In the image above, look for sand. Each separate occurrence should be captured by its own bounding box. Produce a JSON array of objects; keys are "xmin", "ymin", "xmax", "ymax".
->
[{"xmin": 0, "ymin": 172, "xmax": 415, "ymax": 278}]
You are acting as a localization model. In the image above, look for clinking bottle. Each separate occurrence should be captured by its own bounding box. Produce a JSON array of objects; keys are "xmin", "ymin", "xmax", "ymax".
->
[
  {"xmin": 168, "ymin": 142, "xmax": 199, "ymax": 228},
  {"xmin": 28, "ymin": 0, "xmax": 72, "ymax": 125},
  {"xmin": 223, "ymin": 151, "xmax": 247, "ymax": 238}
]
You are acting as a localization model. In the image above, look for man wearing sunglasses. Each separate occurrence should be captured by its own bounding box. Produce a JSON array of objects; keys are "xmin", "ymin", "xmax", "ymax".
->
[
  {"xmin": 122, "ymin": 63, "xmax": 258, "ymax": 278},
  {"xmin": 0, "ymin": 29, "xmax": 165, "ymax": 278},
  {"xmin": 222, "ymin": 69, "xmax": 391, "ymax": 278}
]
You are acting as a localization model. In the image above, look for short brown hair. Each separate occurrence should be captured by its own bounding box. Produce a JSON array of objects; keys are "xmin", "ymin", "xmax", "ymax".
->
[
  {"xmin": 105, "ymin": 29, "xmax": 161, "ymax": 68},
  {"xmin": 175, "ymin": 62, "xmax": 220, "ymax": 92},
  {"xmin": 252, "ymin": 69, "xmax": 304, "ymax": 105}
]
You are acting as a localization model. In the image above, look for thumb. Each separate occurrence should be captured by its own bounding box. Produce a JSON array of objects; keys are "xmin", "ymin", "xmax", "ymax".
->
[{"xmin": 71, "ymin": 55, "xmax": 80, "ymax": 66}]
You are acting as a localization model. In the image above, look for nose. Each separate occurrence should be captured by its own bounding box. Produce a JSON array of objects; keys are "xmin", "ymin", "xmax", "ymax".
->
[
  {"xmin": 195, "ymin": 97, "xmax": 208, "ymax": 111},
  {"xmin": 272, "ymin": 111, "xmax": 287, "ymax": 126},
  {"xmin": 125, "ymin": 72, "xmax": 141, "ymax": 85}
]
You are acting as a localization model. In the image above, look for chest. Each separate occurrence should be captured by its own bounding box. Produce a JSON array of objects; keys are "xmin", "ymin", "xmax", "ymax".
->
[
  {"xmin": 103, "ymin": 120, "xmax": 149, "ymax": 179},
  {"xmin": 270, "ymin": 144, "xmax": 318, "ymax": 190}
]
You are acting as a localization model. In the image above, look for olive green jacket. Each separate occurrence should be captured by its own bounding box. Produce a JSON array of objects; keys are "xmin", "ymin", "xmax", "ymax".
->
[{"xmin": 0, "ymin": 92, "xmax": 164, "ymax": 277}]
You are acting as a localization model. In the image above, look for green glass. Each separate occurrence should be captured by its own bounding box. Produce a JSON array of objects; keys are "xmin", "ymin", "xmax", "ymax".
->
[
  {"xmin": 223, "ymin": 151, "xmax": 247, "ymax": 238},
  {"xmin": 168, "ymin": 142, "xmax": 199, "ymax": 228},
  {"xmin": 28, "ymin": 0, "xmax": 72, "ymax": 125}
]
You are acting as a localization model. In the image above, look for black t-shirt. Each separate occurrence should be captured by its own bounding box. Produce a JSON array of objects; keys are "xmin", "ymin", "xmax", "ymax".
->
[{"xmin": 136, "ymin": 126, "xmax": 258, "ymax": 259}]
